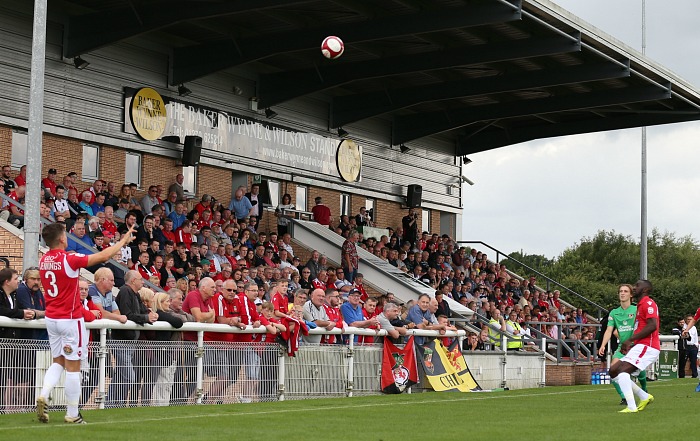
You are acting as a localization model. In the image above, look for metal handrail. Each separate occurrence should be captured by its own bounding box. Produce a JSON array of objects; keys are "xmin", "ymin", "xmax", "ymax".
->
[
  {"xmin": 457, "ymin": 240, "xmax": 608, "ymax": 320},
  {"xmin": 0, "ymin": 192, "xmax": 162, "ymax": 292}
]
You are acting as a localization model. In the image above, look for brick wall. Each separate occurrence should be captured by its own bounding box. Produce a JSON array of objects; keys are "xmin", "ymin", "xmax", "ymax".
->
[
  {"xmin": 0, "ymin": 126, "xmax": 10, "ymax": 165},
  {"xmin": 545, "ymin": 363, "xmax": 575, "ymax": 386},
  {"xmin": 0, "ymin": 225, "xmax": 26, "ymax": 270}
]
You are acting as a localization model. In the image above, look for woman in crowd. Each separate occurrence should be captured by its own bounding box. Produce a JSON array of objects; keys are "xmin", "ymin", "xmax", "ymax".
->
[
  {"xmin": 275, "ymin": 193, "xmax": 294, "ymax": 236},
  {"xmin": 160, "ymin": 255, "xmax": 176, "ymax": 289},
  {"xmin": 299, "ymin": 267, "xmax": 312, "ymax": 290},
  {"xmin": 150, "ymin": 291, "xmax": 185, "ymax": 406}
]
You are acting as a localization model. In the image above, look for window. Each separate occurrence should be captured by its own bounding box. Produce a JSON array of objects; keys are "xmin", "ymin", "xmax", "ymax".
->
[
  {"xmin": 296, "ymin": 185, "xmax": 307, "ymax": 211},
  {"xmin": 267, "ymin": 180, "xmax": 280, "ymax": 208},
  {"xmin": 182, "ymin": 166, "xmax": 197, "ymax": 195},
  {"xmin": 422, "ymin": 209, "xmax": 431, "ymax": 234},
  {"xmin": 365, "ymin": 198, "xmax": 375, "ymax": 224},
  {"xmin": 125, "ymin": 152, "xmax": 142, "ymax": 188},
  {"xmin": 82, "ymin": 144, "xmax": 100, "ymax": 181},
  {"xmin": 11, "ymin": 129, "xmax": 28, "ymax": 169},
  {"xmin": 340, "ymin": 194, "xmax": 350, "ymax": 216}
]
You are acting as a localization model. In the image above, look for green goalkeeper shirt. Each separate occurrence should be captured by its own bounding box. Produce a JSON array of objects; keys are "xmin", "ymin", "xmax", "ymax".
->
[{"xmin": 607, "ymin": 304, "xmax": 637, "ymax": 342}]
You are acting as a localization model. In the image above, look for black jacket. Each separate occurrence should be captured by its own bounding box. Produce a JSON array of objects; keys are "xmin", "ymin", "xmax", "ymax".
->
[
  {"xmin": 113, "ymin": 285, "xmax": 150, "ymax": 340},
  {"xmin": 0, "ymin": 287, "xmax": 25, "ymax": 339}
]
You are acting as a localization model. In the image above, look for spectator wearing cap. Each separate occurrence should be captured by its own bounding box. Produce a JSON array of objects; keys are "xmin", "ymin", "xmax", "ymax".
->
[
  {"xmin": 245, "ymin": 183, "xmax": 264, "ymax": 226},
  {"xmin": 311, "ymin": 196, "xmax": 332, "ymax": 226},
  {"xmin": 41, "ymin": 168, "xmax": 58, "ymax": 197},
  {"xmin": 340, "ymin": 288, "xmax": 379, "ymax": 342}
]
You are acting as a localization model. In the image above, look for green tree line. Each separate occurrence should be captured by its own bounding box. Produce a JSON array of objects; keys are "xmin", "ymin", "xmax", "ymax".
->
[{"xmin": 500, "ymin": 229, "xmax": 700, "ymax": 332}]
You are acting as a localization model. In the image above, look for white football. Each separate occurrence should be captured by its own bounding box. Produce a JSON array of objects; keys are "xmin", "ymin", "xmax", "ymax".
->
[{"xmin": 321, "ymin": 36, "xmax": 344, "ymax": 59}]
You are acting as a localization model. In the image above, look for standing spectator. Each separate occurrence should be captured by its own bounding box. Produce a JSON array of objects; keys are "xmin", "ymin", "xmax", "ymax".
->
[
  {"xmin": 181, "ymin": 277, "xmax": 216, "ymax": 399},
  {"xmin": 245, "ymin": 184, "xmax": 264, "ymax": 225},
  {"xmin": 340, "ymin": 288, "xmax": 379, "ymax": 342},
  {"xmin": 311, "ymin": 197, "xmax": 332, "ymax": 226},
  {"xmin": 684, "ymin": 315, "xmax": 698, "ymax": 379},
  {"xmin": 275, "ymin": 193, "xmax": 294, "ymax": 236},
  {"xmin": 167, "ymin": 173, "xmax": 186, "ymax": 202},
  {"xmin": 108, "ymin": 271, "xmax": 157, "ymax": 408},
  {"xmin": 402, "ymin": 208, "xmax": 419, "ymax": 248},
  {"xmin": 341, "ymin": 231, "xmax": 360, "ymax": 284},
  {"xmin": 302, "ymin": 288, "xmax": 335, "ymax": 343},
  {"xmin": 163, "ymin": 191, "xmax": 179, "ymax": 216},
  {"xmin": 0, "ymin": 268, "xmax": 37, "ymax": 412},
  {"xmin": 228, "ymin": 188, "xmax": 253, "ymax": 221}
]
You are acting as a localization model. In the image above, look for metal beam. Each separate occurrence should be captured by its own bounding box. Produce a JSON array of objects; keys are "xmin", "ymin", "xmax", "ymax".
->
[
  {"xmin": 258, "ymin": 33, "xmax": 581, "ymax": 108},
  {"xmin": 64, "ymin": 0, "xmax": 312, "ymax": 58},
  {"xmin": 455, "ymin": 111, "xmax": 700, "ymax": 155},
  {"xmin": 393, "ymin": 83, "xmax": 671, "ymax": 144},
  {"xmin": 172, "ymin": 1, "xmax": 522, "ymax": 85},
  {"xmin": 331, "ymin": 60, "xmax": 630, "ymax": 128}
]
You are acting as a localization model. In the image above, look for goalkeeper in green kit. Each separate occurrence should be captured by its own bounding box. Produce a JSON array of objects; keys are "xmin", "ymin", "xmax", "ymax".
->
[{"xmin": 598, "ymin": 283, "xmax": 648, "ymax": 404}]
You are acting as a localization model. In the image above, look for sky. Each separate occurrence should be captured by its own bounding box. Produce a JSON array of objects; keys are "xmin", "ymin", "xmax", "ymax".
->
[{"xmin": 461, "ymin": 0, "xmax": 700, "ymax": 259}]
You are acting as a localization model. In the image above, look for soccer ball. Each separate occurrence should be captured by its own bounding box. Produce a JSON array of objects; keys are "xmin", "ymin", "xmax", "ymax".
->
[{"xmin": 321, "ymin": 36, "xmax": 344, "ymax": 59}]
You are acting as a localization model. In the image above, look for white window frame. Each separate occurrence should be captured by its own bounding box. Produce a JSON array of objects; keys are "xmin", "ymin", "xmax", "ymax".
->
[
  {"xmin": 267, "ymin": 179, "xmax": 280, "ymax": 208},
  {"xmin": 125, "ymin": 152, "xmax": 142, "ymax": 188},
  {"xmin": 340, "ymin": 194, "xmax": 350, "ymax": 216},
  {"xmin": 182, "ymin": 166, "xmax": 197, "ymax": 196},
  {"xmin": 296, "ymin": 185, "xmax": 307, "ymax": 212},
  {"xmin": 82, "ymin": 144, "xmax": 100, "ymax": 181},
  {"xmin": 422, "ymin": 208, "xmax": 431, "ymax": 234},
  {"xmin": 11, "ymin": 129, "xmax": 28, "ymax": 170}
]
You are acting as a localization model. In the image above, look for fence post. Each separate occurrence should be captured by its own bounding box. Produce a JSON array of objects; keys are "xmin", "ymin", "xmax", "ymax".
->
[
  {"xmin": 501, "ymin": 335, "xmax": 507, "ymax": 389},
  {"xmin": 195, "ymin": 331, "xmax": 204, "ymax": 404},
  {"xmin": 346, "ymin": 332, "xmax": 354, "ymax": 398},
  {"xmin": 277, "ymin": 346, "xmax": 285, "ymax": 402},
  {"xmin": 540, "ymin": 337, "xmax": 547, "ymax": 387},
  {"xmin": 97, "ymin": 328, "xmax": 107, "ymax": 409}
]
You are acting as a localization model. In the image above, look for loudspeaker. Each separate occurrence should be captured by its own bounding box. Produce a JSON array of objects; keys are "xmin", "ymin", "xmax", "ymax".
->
[
  {"xmin": 182, "ymin": 136, "xmax": 202, "ymax": 166},
  {"xmin": 407, "ymin": 184, "xmax": 422, "ymax": 208}
]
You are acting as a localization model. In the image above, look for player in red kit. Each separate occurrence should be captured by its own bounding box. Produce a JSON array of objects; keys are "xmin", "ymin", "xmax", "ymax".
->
[
  {"xmin": 36, "ymin": 222, "xmax": 135, "ymax": 424},
  {"xmin": 609, "ymin": 280, "xmax": 659, "ymax": 413}
]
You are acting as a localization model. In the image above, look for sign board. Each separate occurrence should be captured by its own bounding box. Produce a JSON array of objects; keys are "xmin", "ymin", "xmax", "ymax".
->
[{"xmin": 654, "ymin": 349, "xmax": 678, "ymax": 379}]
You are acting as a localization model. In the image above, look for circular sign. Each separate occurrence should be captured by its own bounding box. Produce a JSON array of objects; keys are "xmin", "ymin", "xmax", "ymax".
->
[
  {"xmin": 336, "ymin": 139, "xmax": 362, "ymax": 182},
  {"xmin": 130, "ymin": 87, "xmax": 167, "ymax": 141}
]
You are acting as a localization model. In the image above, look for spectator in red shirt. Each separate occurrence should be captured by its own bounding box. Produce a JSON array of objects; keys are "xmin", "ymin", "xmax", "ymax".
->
[
  {"xmin": 13, "ymin": 165, "xmax": 26, "ymax": 187},
  {"xmin": 322, "ymin": 288, "xmax": 343, "ymax": 344},
  {"xmin": 358, "ymin": 297, "xmax": 380, "ymax": 344},
  {"xmin": 311, "ymin": 196, "xmax": 332, "ymax": 226},
  {"xmin": 181, "ymin": 277, "xmax": 216, "ymax": 399},
  {"xmin": 312, "ymin": 270, "xmax": 328, "ymax": 290}
]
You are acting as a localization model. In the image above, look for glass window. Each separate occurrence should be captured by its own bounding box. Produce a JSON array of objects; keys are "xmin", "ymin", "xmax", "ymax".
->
[
  {"xmin": 182, "ymin": 166, "xmax": 197, "ymax": 195},
  {"xmin": 365, "ymin": 198, "xmax": 375, "ymax": 224},
  {"xmin": 296, "ymin": 185, "xmax": 307, "ymax": 211},
  {"xmin": 340, "ymin": 194, "xmax": 350, "ymax": 216},
  {"xmin": 422, "ymin": 209, "xmax": 431, "ymax": 234},
  {"xmin": 11, "ymin": 129, "xmax": 28, "ymax": 170},
  {"xmin": 267, "ymin": 180, "xmax": 280, "ymax": 208},
  {"xmin": 82, "ymin": 144, "xmax": 99, "ymax": 181},
  {"xmin": 125, "ymin": 152, "xmax": 142, "ymax": 188}
]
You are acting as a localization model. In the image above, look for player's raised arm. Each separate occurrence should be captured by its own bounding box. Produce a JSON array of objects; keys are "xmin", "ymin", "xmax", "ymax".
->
[{"xmin": 86, "ymin": 224, "xmax": 136, "ymax": 267}]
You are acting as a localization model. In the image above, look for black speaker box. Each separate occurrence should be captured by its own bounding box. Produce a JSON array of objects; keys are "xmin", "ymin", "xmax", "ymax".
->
[
  {"xmin": 182, "ymin": 136, "xmax": 202, "ymax": 166},
  {"xmin": 407, "ymin": 184, "xmax": 422, "ymax": 208}
]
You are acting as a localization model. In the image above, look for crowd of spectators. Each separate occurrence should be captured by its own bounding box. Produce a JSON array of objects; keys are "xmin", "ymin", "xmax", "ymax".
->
[{"xmin": 0, "ymin": 165, "xmax": 604, "ymax": 408}]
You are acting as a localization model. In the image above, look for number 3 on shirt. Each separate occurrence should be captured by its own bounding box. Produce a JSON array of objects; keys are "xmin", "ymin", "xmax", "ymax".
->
[{"xmin": 44, "ymin": 271, "xmax": 59, "ymax": 297}]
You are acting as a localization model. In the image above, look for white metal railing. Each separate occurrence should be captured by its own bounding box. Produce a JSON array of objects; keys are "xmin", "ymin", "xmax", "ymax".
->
[{"xmin": 0, "ymin": 316, "xmax": 466, "ymax": 412}]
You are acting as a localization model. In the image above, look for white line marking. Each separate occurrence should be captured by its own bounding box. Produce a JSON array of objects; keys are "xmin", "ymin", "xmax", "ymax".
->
[{"xmin": 0, "ymin": 381, "xmax": 684, "ymax": 431}]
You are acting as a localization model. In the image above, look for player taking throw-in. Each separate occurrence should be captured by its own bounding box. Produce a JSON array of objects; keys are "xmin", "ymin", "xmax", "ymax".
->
[{"xmin": 36, "ymin": 222, "xmax": 136, "ymax": 424}]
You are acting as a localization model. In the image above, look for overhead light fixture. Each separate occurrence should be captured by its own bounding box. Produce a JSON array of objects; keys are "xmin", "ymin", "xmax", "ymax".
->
[
  {"xmin": 461, "ymin": 175, "xmax": 475, "ymax": 186},
  {"xmin": 337, "ymin": 127, "xmax": 349, "ymax": 138},
  {"xmin": 462, "ymin": 156, "xmax": 472, "ymax": 165},
  {"xmin": 73, "ymin": 56, "xmax": 89, "ymax": 70},
  {"xmin": 161, "ymin": 136, "xmax": 181, "ymax": 143},
  {"xmin": 265, "ymin": 108, "xmax": 278, "ymax": 119},
  {"xmin": 232, "ymin": 86, "xmax": 243, "ymax": 96},
  {"xmin": 178, "ymin": 84, "xmax": 192, "ymax": 97},
  {"xmin": 400, "ymin": 144, "xmax": 410, "ymax": 154}
]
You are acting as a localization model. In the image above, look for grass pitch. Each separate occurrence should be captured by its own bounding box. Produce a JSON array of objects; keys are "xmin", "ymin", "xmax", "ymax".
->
[{"xmin": 1, "ymin": 379, "xmax": 698, "ymax": 441}]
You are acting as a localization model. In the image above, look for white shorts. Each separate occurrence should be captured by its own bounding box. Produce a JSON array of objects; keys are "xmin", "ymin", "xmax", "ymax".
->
[
  {"xmin": 620, "ymin": 344, "xmax": 660, "ymax": 371},
  {"xmin": 45, "ymin": 317, "xmax": 88, "ymax": 361}
]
